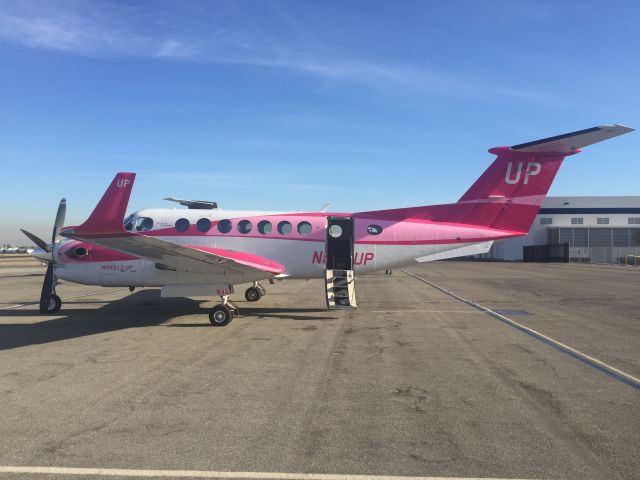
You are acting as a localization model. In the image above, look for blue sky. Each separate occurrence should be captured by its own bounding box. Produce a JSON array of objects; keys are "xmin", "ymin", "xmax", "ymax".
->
[{"xmin": 1, "ymin": 0, "xmax": 639, "ymax": 244}]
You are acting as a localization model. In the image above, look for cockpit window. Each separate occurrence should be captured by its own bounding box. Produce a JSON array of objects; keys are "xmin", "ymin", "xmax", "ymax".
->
[
  {"xmin": 124, "ymin": 214, "xmax": 135, "ymax": 231},
  {"xmin": 135, "ymin": 217, "xmax": 154, "ymax": 231}
]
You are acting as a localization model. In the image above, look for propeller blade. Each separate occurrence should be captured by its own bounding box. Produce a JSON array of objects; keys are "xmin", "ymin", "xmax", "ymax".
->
[
  {"xmin": 20, "ymin": 229, "xmax": 50, "ymax": 252},
  {"xmin": 39, "ymin": 263, "xmax": 55, "ymax": 313},
  {"xmin": 52, "ymin": 198, "xmax": 67, "ymax": 244}
]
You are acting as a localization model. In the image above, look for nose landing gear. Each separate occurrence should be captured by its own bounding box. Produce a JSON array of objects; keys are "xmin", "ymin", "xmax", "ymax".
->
[
  {"xmin": 39, "ymin": 268, "xmax": 62, "ymax": 314},
  {"xmin": 42, "ymin": 293, "xmax": 62, "ymax": 314}
]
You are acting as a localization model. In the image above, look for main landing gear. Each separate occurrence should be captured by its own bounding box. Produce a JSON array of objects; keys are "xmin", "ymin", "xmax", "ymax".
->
[
  {"xmin": 209, "ymin": 295, "xmax": 240, "ymax": 327},
  {"xmin": 209, "ymin": 282, "xmax": 268, "ymax": 326},
  {"xmin": 244, "ymin": 282, "xmax": 266, "ymax": 302},
  {"xmin": 209, "ymin": 295, "xmax": 239, "ymax": 327}
]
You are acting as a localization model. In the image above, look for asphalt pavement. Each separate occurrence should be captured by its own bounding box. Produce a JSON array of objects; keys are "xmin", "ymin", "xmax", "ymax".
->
[{"xmin": 0, "ymin": 260, "xmax": 638, "ymax": 479}]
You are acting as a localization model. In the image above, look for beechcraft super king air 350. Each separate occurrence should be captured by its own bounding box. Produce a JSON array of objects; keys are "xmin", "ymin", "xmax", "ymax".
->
[{"xmin": 21, "ymin": 124, "xmax": 634, "ymax": 326}]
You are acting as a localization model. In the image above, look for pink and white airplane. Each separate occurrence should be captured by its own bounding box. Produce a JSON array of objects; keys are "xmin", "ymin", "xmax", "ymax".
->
[{"xmin": 22, "ymin": 124, "xmax": 633, "ymax": 326}]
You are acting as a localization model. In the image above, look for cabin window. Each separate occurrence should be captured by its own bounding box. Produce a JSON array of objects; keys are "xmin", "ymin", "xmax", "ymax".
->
[
  {"xmin": 297, "ymin": 221, "xmax": 312, "ymax": 235},
  {"xmin": 238, "ymin": 220, "xmax": 252, "ymax": 234},
  {"xmin": 175, "ymin": 218, "xmax": 190, "ymax": 232},
  {"xmin": 328, "ymin": 224, "xmax": 343, "ymax": 238},
  {"xmin": 217, "ymin": 219, "xmax": 232, "ymax": 234},
  {"xmin": 367, "ymin": 224, "xmax": 383, "ymax": 235},
  {"xmin": 539, "ymin": 218, "xmax": 552, "ymax": 225},
  {"xmin": 277, "ymin": 221, "xmax": 292, "ymax": 235},
  {"xmin": 135, "ymin": 217, "xmax": 154, "ymax": 231},
  {"xmin": 196, "ymin": 218, "xmax": 211, "ymax": 232},
  {"xmin": 258, "ymin": 220, "xmax": 272, "ymax": 234},
  {"xmin": 596, "ymin": 217, "xmax": 609, "ymax": 225},
  {"xmin": 571, "ymin": 218, "xmax": 583, "ymax": 225}
]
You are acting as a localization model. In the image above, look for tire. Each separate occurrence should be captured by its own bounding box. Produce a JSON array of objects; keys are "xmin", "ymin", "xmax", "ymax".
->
[
  {"xmin": 245, "ymin": 286, "xmax": 262, "ymax": 302},
  {"xmin": 42, "ymin": 294, "xmax": 62, "ymax": 314},
  {"xmin": 209, "ymin": 305, "xmax": 233, "ymax": 326}
]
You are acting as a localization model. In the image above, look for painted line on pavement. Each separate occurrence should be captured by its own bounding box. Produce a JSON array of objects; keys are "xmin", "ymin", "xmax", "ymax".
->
[
  {"xmin": 401, "ymin": 269, "xmax": 640, "ymax": 391},
  {"xmin": 0, "ymin": 289, "xmax": 128, "ymax": 311},
  {"xmin": 372, "ymin": 310, "xmax": 482, "ymax": 314},
  {"xmin": 0, "ymin": 466, "xmax": 534, "ymax": 479}
]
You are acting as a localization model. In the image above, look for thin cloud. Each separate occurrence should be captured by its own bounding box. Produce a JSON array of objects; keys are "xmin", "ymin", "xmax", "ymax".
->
[
  {"xmin": 0, "ymin": 1, "xmax": 555, "ymax": 103},
  {"xmin": 155, "ymin": 38, "xmax": 200, "ymax": 59}
]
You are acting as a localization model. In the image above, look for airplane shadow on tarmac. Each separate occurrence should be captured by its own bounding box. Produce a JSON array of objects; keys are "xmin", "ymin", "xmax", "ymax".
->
[
  {"xmin": 0, "ymin": 289, "xmax": 335, "ymax": 350},
  {"xmin": 168, "ymin": 307, "xmax": 336, "ymax": 327}
]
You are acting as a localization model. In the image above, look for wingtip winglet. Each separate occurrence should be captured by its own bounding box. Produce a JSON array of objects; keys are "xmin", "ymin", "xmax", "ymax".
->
[
  {"xmin": 598, "ymin": 123, "xmax": 634, "ymax": 133},
  {"xmin": 509, "ymin": 124, "xmax": 634, "ymax": 153},
  {"xmin": 70, "ymin": 172, "xmax": 136, "ymax": 237}
]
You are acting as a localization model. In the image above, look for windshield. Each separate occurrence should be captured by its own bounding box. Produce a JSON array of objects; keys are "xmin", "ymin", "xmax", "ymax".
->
[
  {"xmin": 135, "ymin": 217, "xmax": 154, "ymax": 231},
  {"xmin": 123, "ymin": 214, "xmax": 134, "ymax": 231}
]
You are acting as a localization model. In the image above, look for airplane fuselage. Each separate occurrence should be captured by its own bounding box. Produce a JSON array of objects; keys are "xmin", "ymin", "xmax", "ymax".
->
[{"xmin": 53, "ymin": 207, "xmax": 512, "ymax": 288}]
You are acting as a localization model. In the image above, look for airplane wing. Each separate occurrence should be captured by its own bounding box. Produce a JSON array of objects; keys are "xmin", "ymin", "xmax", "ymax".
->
[
  {"xmin": 64, "ymin": 232, "xmax": 285, "ymax": 276},
  {"xmin": 414, "ymin": 241, "xmax": 494, "ymax": 263},
  {"xmin": 61, "ymin": 173, "xmax": 285, "ymax": 278}
]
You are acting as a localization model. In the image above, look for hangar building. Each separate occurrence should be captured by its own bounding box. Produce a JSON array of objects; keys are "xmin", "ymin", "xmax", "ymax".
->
[{"xmin": 487, "ymin": 196, "xmax": 640, "ymax": 264}]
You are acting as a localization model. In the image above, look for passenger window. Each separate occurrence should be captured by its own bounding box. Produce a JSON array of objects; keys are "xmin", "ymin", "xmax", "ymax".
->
[
  {"xmin": 196, "ymin": 218, "xmax": 211, "ymax": 232},
  {"xmin": 175, "ymin": 218, "xmax": 190, "ymax": 232},
  {"xmin": 258, "ymin": 220, "xmax": 272, "ymax": 234},
  {"xmin": 277, "ymin": 221, "xmax": 292, "ymax": 235},
  {"xmin": 135, "ymin": 217, "xmax": 154, "ymax": 231},
  {"xmin": 367, "ymin": 224, "xmax": 383, "ymax": 235},
  {"xmin": 217, "ymin": 219, "xmax": 232, "ymax": 234},
  {"xmin": 238, "ymin": 220, "xmax": 252, "ymax": 234},
  {"xmin": 297, "ymin": 221, "xmax": 312, "ymax": 235}
]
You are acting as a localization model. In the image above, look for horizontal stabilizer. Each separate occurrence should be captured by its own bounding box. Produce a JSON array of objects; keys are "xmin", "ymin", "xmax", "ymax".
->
[
  {"xmin": 510, "ymin": 124, "xmax": 634, "ymax": 153},
  {"xmin": 415, "ymin": 241, "xmax": 494, "ymax": 263}
]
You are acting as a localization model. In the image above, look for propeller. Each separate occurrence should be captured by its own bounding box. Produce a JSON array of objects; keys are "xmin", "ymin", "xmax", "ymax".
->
[
  {"xmin": 52, "ymin": 198, "xmax": 66, "ymax": 244},
  {"xmin": 20, "ymin": 198, "xmax": 66, "ymax": 313},
  {"xmin": 20, "ymin": 228, "xmax": 50, "ymax": 252}
]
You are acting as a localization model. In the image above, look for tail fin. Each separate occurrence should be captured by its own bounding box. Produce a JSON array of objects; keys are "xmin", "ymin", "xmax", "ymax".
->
[
  {"xmin": 456, "ymin": 124, "xmax": 633, "ymax": 232},
  {"xmin": 356, "ymin": 125, "xmax": 633, "ymax": 234},
  {"xmin": 63, "ymin": 172, "xmax": 136, "ymax": 237}
]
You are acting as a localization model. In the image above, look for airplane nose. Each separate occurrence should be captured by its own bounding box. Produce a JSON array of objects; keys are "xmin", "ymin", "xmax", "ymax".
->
[{"xmin": 31, "ymin": 247, "xmax": 53, "ymax": 263}]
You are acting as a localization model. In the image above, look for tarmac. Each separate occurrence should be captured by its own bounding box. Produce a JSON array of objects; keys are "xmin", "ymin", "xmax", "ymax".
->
[{"xmin": 0, "ymin": 257, "xmax": 638, "ymax": 479}]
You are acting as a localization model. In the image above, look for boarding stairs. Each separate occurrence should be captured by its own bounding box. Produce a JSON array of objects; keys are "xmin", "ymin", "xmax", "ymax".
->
[{"xmin": 325, "ymin": 269, "xmax": 357, "ymax": 309}]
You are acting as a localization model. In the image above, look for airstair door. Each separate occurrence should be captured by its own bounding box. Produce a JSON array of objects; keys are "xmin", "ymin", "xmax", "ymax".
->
[{"xmin": 325, "ymin": 216, "xmax": 357, "ymax": 309}]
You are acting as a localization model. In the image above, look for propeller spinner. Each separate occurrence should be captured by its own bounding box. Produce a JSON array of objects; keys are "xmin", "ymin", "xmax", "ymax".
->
[{"xmin": 20, "ymin": 198, "xmax": 66, "ymax": 314}]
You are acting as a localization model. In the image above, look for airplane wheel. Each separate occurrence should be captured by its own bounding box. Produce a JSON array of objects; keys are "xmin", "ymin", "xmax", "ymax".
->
[
  {"xmin": 209, "ymin": 305, "xmax": 233, "ymax": 326},
  {"xmin": 245, "ymin": 286, "xmax": 262, "ymax": 302},
  {"xmin": 42, "ymin": 294, "xmax": 62, "ymax": 314}
]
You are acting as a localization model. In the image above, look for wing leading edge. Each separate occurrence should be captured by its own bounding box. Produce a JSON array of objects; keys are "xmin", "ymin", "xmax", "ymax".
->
[{"xmin": 61, "ymin": 172, "xmax": 285, "ymax": 278}]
